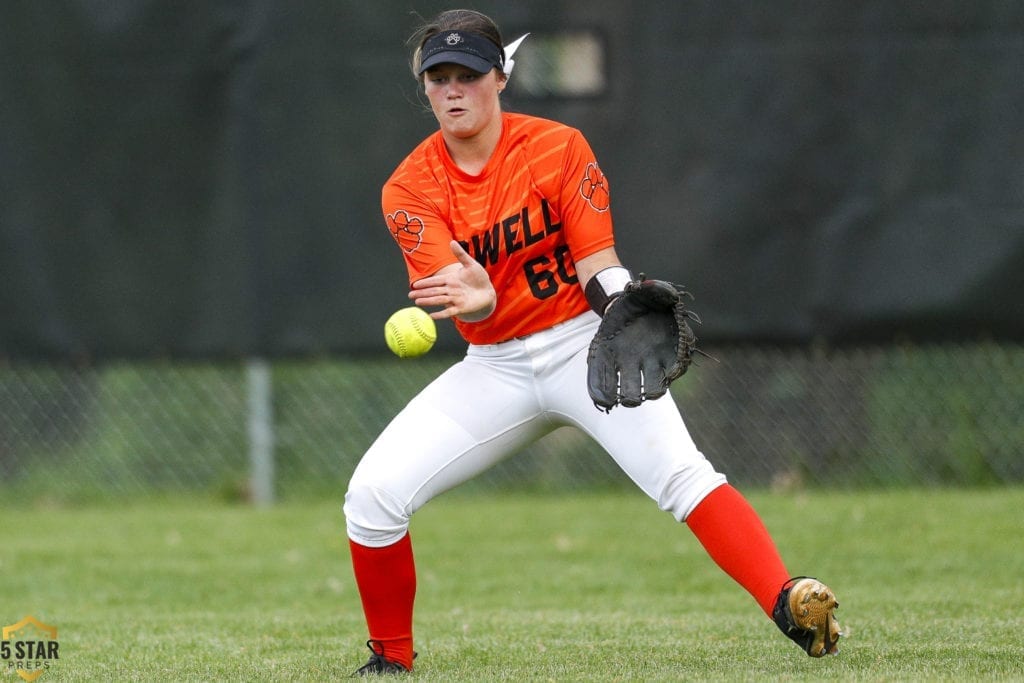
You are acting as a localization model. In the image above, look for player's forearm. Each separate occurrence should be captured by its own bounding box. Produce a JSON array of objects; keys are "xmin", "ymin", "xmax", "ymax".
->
[
  {"xmin": 575, "ymin": 247, "xmax": 632, "ymax": 314},
  {"xmin": 574, "ymin": 247, "xmax": 622, "ymax": 291}
]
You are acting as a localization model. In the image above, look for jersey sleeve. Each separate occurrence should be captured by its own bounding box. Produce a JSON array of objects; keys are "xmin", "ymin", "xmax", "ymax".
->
[
  {"xmin": 558, "ymin": 130, "xmax": 616, "ymax": 260},
  {"xmin": 381, "ymin": 176, "xmax": 458, "ymax": 285}
]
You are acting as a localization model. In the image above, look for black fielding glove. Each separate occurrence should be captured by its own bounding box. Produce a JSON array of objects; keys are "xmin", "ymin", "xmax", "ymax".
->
[{"xmin": 586, "ymin": 276, "xmax": 702, "ymax": 412}]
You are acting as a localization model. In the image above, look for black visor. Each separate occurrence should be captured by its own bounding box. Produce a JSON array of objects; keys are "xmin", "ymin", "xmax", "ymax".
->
[{"xmin": 418, "ymin": 30, "xmax": 503, "ymax": 75}]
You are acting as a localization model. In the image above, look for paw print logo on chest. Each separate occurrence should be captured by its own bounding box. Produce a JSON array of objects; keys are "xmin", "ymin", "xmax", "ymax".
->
[{"xmin": 386, "ymin": 210, "xmax": 426, "ymax": 254}]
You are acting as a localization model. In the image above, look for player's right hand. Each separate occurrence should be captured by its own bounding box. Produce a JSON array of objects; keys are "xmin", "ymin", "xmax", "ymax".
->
[{"xmin": 409, "ymin": 240, "xmax": 496, "ymax": 322}]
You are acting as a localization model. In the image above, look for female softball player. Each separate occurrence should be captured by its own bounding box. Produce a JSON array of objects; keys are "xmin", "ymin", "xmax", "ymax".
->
[{"xmin": 344, "ymin": 9, "xmax": 842, "ymax": 675}]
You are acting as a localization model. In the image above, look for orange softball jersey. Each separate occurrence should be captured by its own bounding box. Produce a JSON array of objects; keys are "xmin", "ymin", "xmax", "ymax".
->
[{"xmin": 382, "ymin": 112, "xmax": 615, "ymax": 345}]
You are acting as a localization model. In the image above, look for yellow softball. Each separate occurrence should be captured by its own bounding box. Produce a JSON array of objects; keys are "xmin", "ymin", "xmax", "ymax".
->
[{"xmin": 384, "ymin": 307, "xmax": 437, "ymax": 358}]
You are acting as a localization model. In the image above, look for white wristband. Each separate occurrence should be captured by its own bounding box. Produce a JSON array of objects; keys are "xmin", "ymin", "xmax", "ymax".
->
[{"xmin": 585, "ymin": 266, "xmax": 633, "ymax": 315}]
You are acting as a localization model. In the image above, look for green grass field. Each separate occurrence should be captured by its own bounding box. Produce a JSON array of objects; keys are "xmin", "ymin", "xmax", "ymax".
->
[{"xmin": 3, "ymin": 488, "xmax": 1023, "ymax": 681}]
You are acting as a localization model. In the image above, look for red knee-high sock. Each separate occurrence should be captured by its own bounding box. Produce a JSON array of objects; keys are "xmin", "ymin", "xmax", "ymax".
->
[
  {"xmin": 685, "ymin": 484, "xmax": 790, "ymax": 616},
  {"xmin": 349, "ymin": 533, "xmax": 416, "ymax": 669}
]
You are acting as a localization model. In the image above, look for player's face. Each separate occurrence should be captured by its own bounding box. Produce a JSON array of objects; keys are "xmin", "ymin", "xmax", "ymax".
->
[{"xmin": 423, "ymin": 64, "xmax": 505, "ymax": 140}]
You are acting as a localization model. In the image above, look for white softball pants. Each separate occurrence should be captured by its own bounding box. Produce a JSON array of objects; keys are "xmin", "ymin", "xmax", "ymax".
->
[{"xmin": 344, "ymin": 311, "xmax": 727, "ymax": 547}]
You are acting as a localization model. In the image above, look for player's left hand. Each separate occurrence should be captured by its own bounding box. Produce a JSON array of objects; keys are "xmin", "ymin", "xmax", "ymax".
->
[
  {"xmin": 410, "ymin": 240, "xmax": 497, "ymax": 322},
  {"xmin": 586, "ymin": 277, "xmax": 703, "ymax": 411}
]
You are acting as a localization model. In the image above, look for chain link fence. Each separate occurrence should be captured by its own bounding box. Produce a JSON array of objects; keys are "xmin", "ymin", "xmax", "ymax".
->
[{"xmin": 2, "ymin": 343, "xmax": 1022, "ymax": 504}]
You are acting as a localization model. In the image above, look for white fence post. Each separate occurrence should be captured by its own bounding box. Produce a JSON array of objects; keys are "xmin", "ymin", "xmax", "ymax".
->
[{"xmin": 246, "ymin": 358, "xmax": 275, "ymax": 506}]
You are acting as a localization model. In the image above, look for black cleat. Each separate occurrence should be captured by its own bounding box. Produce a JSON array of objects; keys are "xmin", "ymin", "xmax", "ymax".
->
[
  {"xmin": 772, "ymin": 577, "xmax": 842, "ymax": 657},
  {"xmin": 352, "ymin": 640, "xmax": 413, "ymax": 676}
]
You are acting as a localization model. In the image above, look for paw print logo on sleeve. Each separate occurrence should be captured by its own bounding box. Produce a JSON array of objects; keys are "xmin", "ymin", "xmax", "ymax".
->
[
  {"xmin": 579, "ymin": 162, "xmax": 610, "ymax": 212},
  {"xmin": 386, "ymin": 210, "xmax": 426, "ymax": 254}
]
